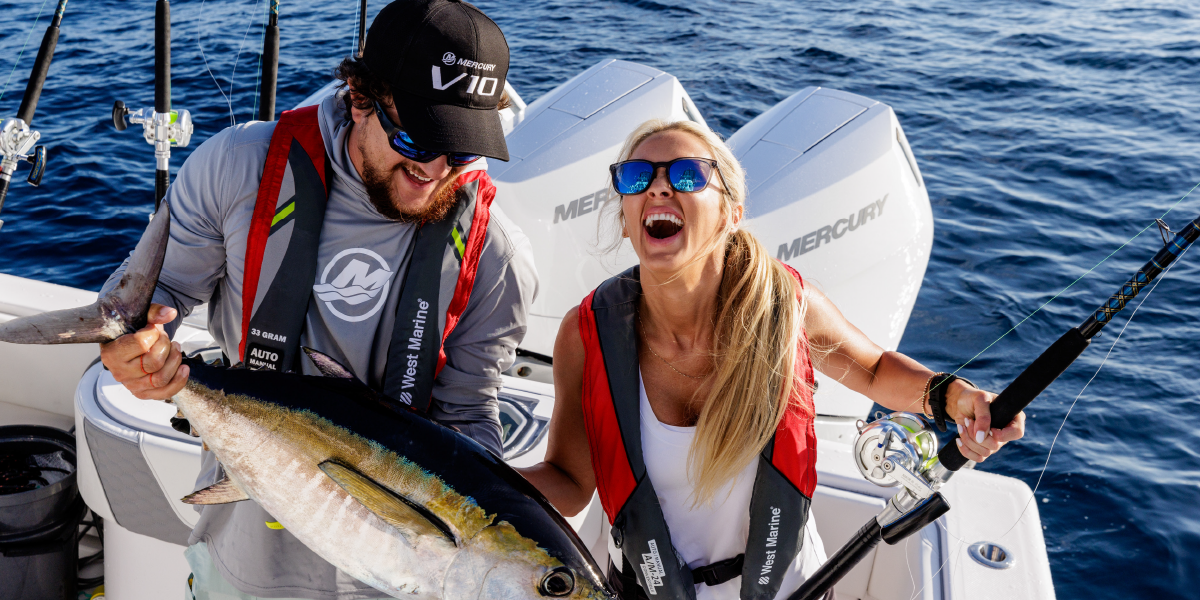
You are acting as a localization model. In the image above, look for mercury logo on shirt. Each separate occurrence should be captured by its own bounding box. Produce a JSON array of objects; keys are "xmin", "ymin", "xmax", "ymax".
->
[{"xmin": 313, "ymin": 248, "xmax": 395, "ymax": 323}]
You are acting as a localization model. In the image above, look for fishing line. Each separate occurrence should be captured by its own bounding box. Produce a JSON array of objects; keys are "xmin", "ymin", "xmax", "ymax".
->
[
  {"xmin": 196, "ymin": 0, "xmax": 264, "ymax": 127},
  {"xmin": 942, "ymin": 178, "xmax": 1200, "ymax": 385},
  {"xmin": 227, "ymin": 0, "xmax": 265, "ymax": 126},
  {"xmin": 0, "ymin": 0, "xmax": 51, "ymax": 105},
  {"xmin": 996, "ymin": 235, "xmax": 1192, "ymax": 540},
  {"xmin": 196, "ymin": 0, "xmax": 235, "ymax": 125},
  {"xmin": 898, "ymin": 519, "xmax": 966, "ymax": 600},
  {"xmin": 900, "ymin": 178, "xmax": 1200, "ymax": 418},
  {"xmin": 901, "ymin": 224, "xmax": 1192, "ymax": 600}
]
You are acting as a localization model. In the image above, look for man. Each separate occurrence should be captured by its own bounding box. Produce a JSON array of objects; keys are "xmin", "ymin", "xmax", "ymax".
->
[{"xmin": 97, "ymin": 1, "xmax": 537, "ymax": 598}]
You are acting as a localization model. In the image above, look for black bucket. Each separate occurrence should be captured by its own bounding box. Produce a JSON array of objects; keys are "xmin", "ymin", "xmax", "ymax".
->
[{"xmin": 0, "ymin": 425, "xmax": 84, "ymax": 600}]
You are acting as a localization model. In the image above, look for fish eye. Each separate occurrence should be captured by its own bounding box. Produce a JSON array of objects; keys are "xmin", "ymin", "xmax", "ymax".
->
[{"xmin": 539, "ymin": 567, "xmax": 575, "ymax": 597}]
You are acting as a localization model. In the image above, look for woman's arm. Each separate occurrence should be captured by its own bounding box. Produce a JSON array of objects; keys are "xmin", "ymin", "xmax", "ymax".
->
[
  {"xmin": 517, "ymin": 307, "xmax": 598, "ymax": 517},
  {"xmin": 802, "ymin": 284, "xmax": 1025, "ymax": 463}
]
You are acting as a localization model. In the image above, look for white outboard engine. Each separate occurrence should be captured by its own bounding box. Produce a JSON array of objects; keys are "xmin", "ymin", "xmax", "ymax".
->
[{"xmin": 730, "ymin": 87, "xmax": 933, "ymax": 418}]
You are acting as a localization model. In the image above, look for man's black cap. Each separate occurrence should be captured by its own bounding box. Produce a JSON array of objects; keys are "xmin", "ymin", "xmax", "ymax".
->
[{"xmin": 365, "ymin": 0, "xmax": 510, "ymax": 161}]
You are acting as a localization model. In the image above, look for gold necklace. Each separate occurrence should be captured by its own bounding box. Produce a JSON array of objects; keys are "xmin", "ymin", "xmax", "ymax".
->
[{"xmin": 637, "ymin": 313, "xmax": 710, "ymax": 380}]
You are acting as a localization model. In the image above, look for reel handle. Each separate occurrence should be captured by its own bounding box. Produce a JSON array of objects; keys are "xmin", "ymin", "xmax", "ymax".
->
[
  {"xmin": 112, "ymin": 100, "xmax": 129, "ymax": 131},
  {"xmin": 25, "ymin": 146, "xmax": 46, "ymax": 187}
]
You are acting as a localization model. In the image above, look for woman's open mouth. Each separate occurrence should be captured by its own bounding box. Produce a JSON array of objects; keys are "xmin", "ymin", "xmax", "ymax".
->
[{"xmin": 644, "ymin": 213, "xmax": 684, "ymax": 240}]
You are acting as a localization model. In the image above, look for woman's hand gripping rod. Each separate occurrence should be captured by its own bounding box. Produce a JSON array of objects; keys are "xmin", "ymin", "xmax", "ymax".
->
[{"xmin": 791, "ymin": 213, "xmax": 1200, "ymax": 600}]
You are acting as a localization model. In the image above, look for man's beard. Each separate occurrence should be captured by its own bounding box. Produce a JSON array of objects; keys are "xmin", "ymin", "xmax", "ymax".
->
[{"xmin": 360, "ymin": 153, "xmax": 464, "ymax": 223}]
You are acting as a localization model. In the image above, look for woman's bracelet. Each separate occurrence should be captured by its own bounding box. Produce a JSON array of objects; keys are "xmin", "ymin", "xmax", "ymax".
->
[
  {"xmin": 920, "ymin": 375, "xmax": 936, "ymax": 419},
  {"xmin": 926, "ymin": 372, "xmax": 976, "ymax": 432}
]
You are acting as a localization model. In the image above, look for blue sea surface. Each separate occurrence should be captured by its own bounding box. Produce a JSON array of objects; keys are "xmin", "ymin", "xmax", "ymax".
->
[{"xmin": 1, "ymin": 1, "xmax": 1197, "ymax": 597}]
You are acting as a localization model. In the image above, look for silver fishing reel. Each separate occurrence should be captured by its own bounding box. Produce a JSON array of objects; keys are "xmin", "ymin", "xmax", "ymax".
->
[
  {"xmin": 854, "ymin": 412, "xmax": 942, "ymax": 495},
  {"xmin": 0, "ymin": 117, "xmax": 47, "ymax": 187},
  {"xmin": 112, "ymin": 101, "xmax": 193, "ymax": 159},
  {"xmin": 855, "ymin": 411, "xmax": 959, "ymax": 529}
]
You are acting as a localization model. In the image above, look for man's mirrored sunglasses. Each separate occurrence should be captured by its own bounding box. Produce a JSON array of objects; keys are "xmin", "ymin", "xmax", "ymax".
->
[{"xmin": 373, "ymin": 101, "xmax": 481, "ymax": 167}]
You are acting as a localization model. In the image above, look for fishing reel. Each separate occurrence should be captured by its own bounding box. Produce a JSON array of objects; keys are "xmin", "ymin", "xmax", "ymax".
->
[
  {"xmin": 112, "ymin": 101, "xmax": 193, "ymax": 149},
  {"xmin": 854, "ymin": 412, "xmax": 941, "ymax": 489},
  {"xmin": 0, "ymin": 117, "xmax": 47, "ymax": 187},
  {"xmin": 854, "ymin": 412, "xmax": 958, "ymax": 526}
]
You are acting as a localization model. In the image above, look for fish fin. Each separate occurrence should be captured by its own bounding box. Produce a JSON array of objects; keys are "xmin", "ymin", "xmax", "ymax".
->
[
  {"xmin": 0, "ymin": 302, "xmax": 113, "ymax": 344},
  {"xmin": 181, "ymin": 475, "xmax": 251, "ymax": 505},
  {"xmin": 318, "ymin": 460, "xmax": 457, "ymax": 547},
  {"xmin": 302, "ymin": 347, "xmax": 356, "ymax": 379},
  {"xmin": 0, "ymin": 203, "xmax": 171, "ymax": 345}
]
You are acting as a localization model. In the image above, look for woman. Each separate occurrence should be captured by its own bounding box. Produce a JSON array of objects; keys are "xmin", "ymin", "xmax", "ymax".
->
[{"xmin": 518, "ymin": 120, "xmax": 1026, "ymax": 600}]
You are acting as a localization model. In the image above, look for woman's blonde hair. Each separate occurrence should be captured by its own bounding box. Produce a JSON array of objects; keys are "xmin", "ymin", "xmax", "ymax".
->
[{"xmin": 610, "ymin": 119, "xmax": 812, "ymax": 506}]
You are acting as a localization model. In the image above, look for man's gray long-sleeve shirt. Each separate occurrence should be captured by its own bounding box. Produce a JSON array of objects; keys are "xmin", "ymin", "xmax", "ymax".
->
[{"xmin": 102, "ymin": 91, "xmax": 538, "ymax": 599}]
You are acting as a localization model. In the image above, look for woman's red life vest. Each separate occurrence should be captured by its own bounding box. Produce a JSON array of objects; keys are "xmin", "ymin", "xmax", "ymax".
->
[
  {"xmin": 238, "ymin": 105, "xmax": 495, "ymax": 412},
  {"xmin": 578, "ymin": 264, "xmax": 818, "ymax": 600}
]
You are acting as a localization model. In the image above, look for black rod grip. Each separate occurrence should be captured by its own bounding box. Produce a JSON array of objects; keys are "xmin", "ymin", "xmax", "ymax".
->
[
  {"xmin": 0, "ymin": 177, "xmax": 11, "ymax": 217},
  {"xmin": 155, "ymin": 169, "xmax": 169, "ymax": 210},
  {"xmin": 258, "ymin": 22, "xmax": 279, "ymax": 121},
  {"xmin": 788, "ymin": 518, "xmax": 882, "ymax": 600},
  {"xmin": 155, "ymin": 0, "xmax": 171, "ymax": 113},
  {"xmin": 881, "ymin": 493, "xmax": 951, "ymax": 544},
  {"xmin": 16, "ymin": 25, "xmax": 60, "ymax": 125},
  {"xmin": 938, "ymin": 327, "xmax": 1090, "ymax": 471}
]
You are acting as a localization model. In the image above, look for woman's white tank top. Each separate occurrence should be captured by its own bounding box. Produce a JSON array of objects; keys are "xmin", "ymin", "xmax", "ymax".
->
[{"xmin": 637, "ymin": 371, "xmax": 826, "ymax": 600}]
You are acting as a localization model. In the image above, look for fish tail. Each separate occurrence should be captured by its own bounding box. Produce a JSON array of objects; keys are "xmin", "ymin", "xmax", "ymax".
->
[{"xmin": 0, "ymin": 202, "xmax": 171, "ymax": 344}]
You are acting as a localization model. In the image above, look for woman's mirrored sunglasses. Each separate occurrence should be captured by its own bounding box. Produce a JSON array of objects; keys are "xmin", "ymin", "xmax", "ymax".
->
[
  {"xmin": 609, "ymin": 158, "xmax": 719, "ymax": 195},
  {"xmin": 373, "ymin": 101, "xmax": 481, "ymax": 167}
]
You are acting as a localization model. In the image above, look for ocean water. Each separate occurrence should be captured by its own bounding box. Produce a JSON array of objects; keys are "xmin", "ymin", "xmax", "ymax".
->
[{"xmin": 1, "ymin": 0, "xmax": 1198, "ymax": 597}]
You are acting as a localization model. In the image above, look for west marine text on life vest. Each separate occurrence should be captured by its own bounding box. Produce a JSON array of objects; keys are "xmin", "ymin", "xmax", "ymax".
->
[{"xmin": 397, "ymin": 297, "xmax": 431, "ymax": 405}]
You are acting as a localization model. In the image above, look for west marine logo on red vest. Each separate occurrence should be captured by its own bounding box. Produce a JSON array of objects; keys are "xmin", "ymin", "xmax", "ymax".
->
[
  {"xmin": 578, "ymin": 265, "xmax": 818, "ymax": 600},
  {"xmin": 239, "ymin": 105, "xmax": 495, "ymax": 412}
]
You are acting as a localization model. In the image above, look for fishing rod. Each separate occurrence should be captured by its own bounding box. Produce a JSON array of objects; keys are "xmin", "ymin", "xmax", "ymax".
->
[
  {"xmin": 257, "ymin": 0, "xmax": 280, "ymax": 121},
  {"xmin": 791, "ymin": 213, "xmax": 1200, "ymax": 600},
  {"xmin": 112, "ymin": 0, "xmax": 193, "ymax": 210},
  {"xmin": 357, "ymin": 0, "xmax": 368, "ymax": 56},
  {"xmin": 0, "ymin": 0, "xmax": 67, "ymax": 231}
]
